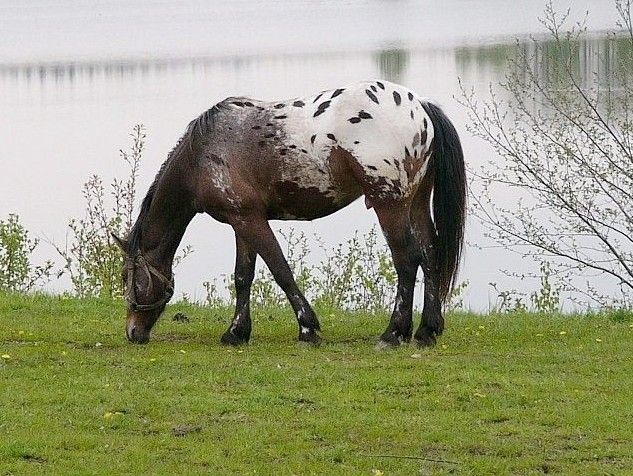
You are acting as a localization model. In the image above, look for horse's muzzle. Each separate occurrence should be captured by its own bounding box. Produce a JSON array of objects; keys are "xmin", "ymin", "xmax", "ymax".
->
[{"xmin": 126, "ymin": 323, "xmax": 150, "ymax": 344}]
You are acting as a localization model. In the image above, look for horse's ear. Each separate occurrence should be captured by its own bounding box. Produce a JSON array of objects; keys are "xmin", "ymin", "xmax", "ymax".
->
[{"xmin": 111, "ymin": 233, "xmax": 128, "ymax": 254}]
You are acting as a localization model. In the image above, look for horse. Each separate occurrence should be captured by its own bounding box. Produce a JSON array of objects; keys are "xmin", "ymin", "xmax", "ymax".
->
[{"xmin": 112, "ymin": 80, "xmax": 466, "ymax": 348}]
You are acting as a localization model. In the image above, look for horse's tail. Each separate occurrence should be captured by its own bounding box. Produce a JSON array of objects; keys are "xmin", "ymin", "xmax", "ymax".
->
[{"xmin": 421, "ymin": 101, "xmax": 467, "ymax": 303}]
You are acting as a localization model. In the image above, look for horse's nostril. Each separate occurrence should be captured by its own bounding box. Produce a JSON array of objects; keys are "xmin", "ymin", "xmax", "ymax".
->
[{"xmin": 127, "ymin": 325, "xmax": 149, "ymax": 344}]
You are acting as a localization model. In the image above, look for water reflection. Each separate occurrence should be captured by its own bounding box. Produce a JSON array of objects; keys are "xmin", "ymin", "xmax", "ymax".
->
[
  {"xmin": 456, "ymin": 34, "xmax": 632, "ymax": 92},
  {"xmin": 374, "ymin": 47, "xmax": 410, "ymax": 84},
  {"xmin": 0, "ymin": 56, "xmax": 256, "ymax": 85},
  {"xmin": 4, "ymin": 34, "xmax": 628, "ymax": 98}
]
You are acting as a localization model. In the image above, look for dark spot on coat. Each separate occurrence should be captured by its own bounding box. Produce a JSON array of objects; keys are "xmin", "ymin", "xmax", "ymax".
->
[
  {"xmin": 313, "ymin": 92, "xmax": 324, "ymax": 103},
  {"xmin": 293, "ymin": 100, "xmax": 305, "ymax": 107},
  {"xmin": 252, "ymin": 125, "xmax": 262, "ymax": 130},
  {"xmin": 311, "ymin": 134, "xmax": 317, "ymax": 144},
  {"xmin": 393, "ymin": 91, "xmax": 401, "ymax": 105},
  {"xmin": 327, "ymin": 133, "xmax": 336, "ymax": 141},
  {"xmin": 264, "ymin": 133, "xmax": 275, "ymax": 138},
  {"xmin": 266, "ymin": 123, "xmax": 274, "ymax": 127},
  {"xmin": 420, "ymin": 129, "xmax": 428, "ymax": 145},
  {"xmin": 376, "ymin": 81, "xmax": 385, "ymax": 90},
  {"xmin": 331, "ymin": 88, "xmax": 345, "ymax": 99},
  {"xmin": 280, "ymin": 149, "xmax": 288, "ymax": 155},
  {"xmin": 289, "ymin": 144, "xmax": 297, "ymax": 149},
  {"xmin": 354, "ymin": 140, "xmax": 360, "ymax": 144},
  {"xmin": 301, "ymin": 149, "xmax": 308, "ymax": 154},
  {"xmin": 313, "ymin": 100, "xmax": 331, "ymax": 117},
  {"xmin": 410, "ymin": 110, "xmax": 414, "ymax": 119},
  {"xmin": 394, "ymin": 159, "xmax": 400, "ymax": 169},
  {"xmin": 407, "ymin": 92, "xmax": 414, "ymax": 101},
  {"xmin": 232, "ymin": 101, "xmax": 244, "ymax": 107},
  {"xmin": 274, "ymin": 103, "xmax": 285, "ymax": 109},
  {"xmin": 365, "ymin": 89, "xmax": 379, "ymax": 104},
  {"xmin": 370, "ymin": 85, "xmax": 377, "ymax": 92},
  {"xmin": 367, "ymin": 165, "xmax": 378, "ymax": 171},
  {"xmin": 424, "ymin": 118, "xmax": 428, "ymax": 128},
  {"xmin": 412, "ymin": 132, "xmax": 420, "ymax": 147},
  {"xmin": 318, "ymin": 168, "xmax": 326, "ymax": 174},
  {"xmin": 404, "ymin": 146, "xmax": 410, "ymax": 157},
  {"xmin": 349, "ymin": 117, "xmax": 361, "ymax": 124},
  {"xmin": 244, "ymin": 101, "xmax": 254, "ymax": 107},
  {"xmin": 414, "ymin": 149, "xmax": 418, "ymax": 158},
  {"xmin": 209, "ymin": 153, "xmax": 224, "ymax": 165},
  {"xmin": 274, "ymin": 115, "xmax": 287, "ymax": 120},
  {"xmin": 383, "ymin": 159, "xmax": 391, "ymax": 165},
  {"xmin": 358, "ymin": 110, "xmax": 372, "ymax": 119}
]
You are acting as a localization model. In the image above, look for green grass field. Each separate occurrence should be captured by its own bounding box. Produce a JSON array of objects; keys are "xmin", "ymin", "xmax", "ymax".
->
[{"xmin": 1, "ymin": 293, "xmax": 632, "ymax": 475}]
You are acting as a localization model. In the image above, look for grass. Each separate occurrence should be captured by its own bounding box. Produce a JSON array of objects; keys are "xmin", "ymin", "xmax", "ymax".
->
[{"xmin": 1, "ymin": 293, "xmax": 632, "ymax": 475}]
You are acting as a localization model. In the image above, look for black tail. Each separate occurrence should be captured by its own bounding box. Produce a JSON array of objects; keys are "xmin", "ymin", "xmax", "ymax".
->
[{"xmin": 421, "ymin": 101, "xmax": 467, "ymax": 303}]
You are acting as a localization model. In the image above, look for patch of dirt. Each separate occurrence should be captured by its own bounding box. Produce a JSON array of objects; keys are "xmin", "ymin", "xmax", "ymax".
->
[
  {"xmin": 172, "ymin": 424, "xmax": 202, "ymax": 437},
  {"xmin": 20, "ymin": 453, "xmax": 47, "ymax": 464}
]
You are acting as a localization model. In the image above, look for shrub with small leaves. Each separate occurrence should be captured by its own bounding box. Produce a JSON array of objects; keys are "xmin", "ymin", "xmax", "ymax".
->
[{"xmin": 0, "ymin": 214, "xmax": 53, "ymax": 293}]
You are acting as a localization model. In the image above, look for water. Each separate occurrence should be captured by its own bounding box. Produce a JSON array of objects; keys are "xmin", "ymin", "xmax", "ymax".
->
[{"xmin": 0, "ymin": 0, "xmax": 623, "ymax": 309}]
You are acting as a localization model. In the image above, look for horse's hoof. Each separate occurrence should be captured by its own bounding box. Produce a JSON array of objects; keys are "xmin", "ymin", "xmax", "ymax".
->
[
  {"xmin": 220, "ymin": 330, "xmax": 249, "ymax": 346},
  {"xmin": 377, "ymin": 330, "xmax": 408, "ymax": 349},
  {"xmin": 298, "ymin": 331, "xmax": 321, "ymax": 346},
  {"xmin": 414, "ymin": 333, "xmax": 437, "ymax": 348}
]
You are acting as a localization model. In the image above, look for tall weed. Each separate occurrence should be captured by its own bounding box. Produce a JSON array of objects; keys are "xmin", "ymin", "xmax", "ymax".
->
[{"xmin": 55, "ymin": 126, "xmax": 144, "ymax": 298}]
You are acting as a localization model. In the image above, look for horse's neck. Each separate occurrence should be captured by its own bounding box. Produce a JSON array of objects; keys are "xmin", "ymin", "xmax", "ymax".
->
[{"xmin": 139, "ymin": 157, "xmax": 195, "ymax": 273}]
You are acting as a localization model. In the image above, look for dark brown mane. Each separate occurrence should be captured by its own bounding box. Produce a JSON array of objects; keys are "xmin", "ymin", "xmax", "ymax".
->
[
  {"xmin": 126, "ymin": 152, "xmax": 173, "ymax": 255},
  {"xmin": 186, "ymin": 102, "xmax": 228, "ymax": 138}
]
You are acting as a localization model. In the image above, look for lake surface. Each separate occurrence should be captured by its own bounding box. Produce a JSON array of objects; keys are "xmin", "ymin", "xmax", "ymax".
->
[{"xmin": 0, "ymin": 0, "xmax": 623, "ymax": 309}]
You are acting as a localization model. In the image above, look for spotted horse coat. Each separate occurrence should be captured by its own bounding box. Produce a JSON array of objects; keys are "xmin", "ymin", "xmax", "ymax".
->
[{"xmin": 192, "ymin": 80, "xmax": 435, "ymax": 221}]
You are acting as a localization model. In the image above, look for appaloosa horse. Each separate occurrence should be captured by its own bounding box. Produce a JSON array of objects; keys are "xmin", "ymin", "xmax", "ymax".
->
[{"xmin": 112, "ymin": 80, "xmax": 466, "ymax": 348}]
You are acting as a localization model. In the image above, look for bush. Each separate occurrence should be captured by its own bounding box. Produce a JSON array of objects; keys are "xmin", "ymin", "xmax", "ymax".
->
[
  {"xmin": 203, "ymin": 227, "xmax": 400, "ymax": 313},
  {"xmin": 0, "ymin": 214, "xmax": 53, "ymax": 293}
]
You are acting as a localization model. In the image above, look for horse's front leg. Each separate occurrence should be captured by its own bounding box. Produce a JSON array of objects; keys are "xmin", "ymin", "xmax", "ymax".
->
[
  {"xmin": 231, "ymin": 215, "xmax": 321, "ymax": 344},
  {"xmin": 221, "ymin": 234, "xmax": 257, "ymax": 345}
]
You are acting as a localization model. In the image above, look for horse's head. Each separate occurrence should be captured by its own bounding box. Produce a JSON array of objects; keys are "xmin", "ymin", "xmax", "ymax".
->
[{"xmin": 113, "ymin": 234, "xmax": 174, "ymax": 344}]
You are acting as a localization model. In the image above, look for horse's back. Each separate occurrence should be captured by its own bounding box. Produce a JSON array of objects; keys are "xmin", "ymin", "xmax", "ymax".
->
[{"xmin": 200, "ymin": 81, "xmax": 436, "ymax": 220}]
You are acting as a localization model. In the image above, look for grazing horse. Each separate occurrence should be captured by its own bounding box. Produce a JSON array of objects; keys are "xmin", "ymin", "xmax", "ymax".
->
[{"xmin": 112, "ymin": 80, "xmax": 466, "ymax": 348}]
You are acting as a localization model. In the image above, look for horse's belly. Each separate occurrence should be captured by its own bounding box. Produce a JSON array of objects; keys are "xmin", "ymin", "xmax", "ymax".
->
[{"xmin": 267, "ymin": 154, "xmax": 362, "ymax": 220}]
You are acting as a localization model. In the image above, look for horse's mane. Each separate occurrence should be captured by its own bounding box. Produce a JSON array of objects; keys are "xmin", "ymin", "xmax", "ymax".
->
[
  {"xmin": 187, "ymin": 102, "xmax": 227, "ymax": 138},
  {"xmin": 125, "ymin": 101, "xmax": 227, "ymax": 254}
]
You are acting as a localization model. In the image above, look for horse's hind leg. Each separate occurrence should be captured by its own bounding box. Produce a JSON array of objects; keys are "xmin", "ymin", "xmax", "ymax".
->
[
  {"xmin": 374, "ymin": 203, "xmax": 421, "ymax": 348},
  {"xmin": 230, "ymin": 215, "xmax": 321, "ymax": 344},
  {"xmin": 221, "ymin": 233, "xmax": 257, "ymax": 345},
  {"xmin": 410, "ymin": 178, "xmax": 443, "ymax": 347}
]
